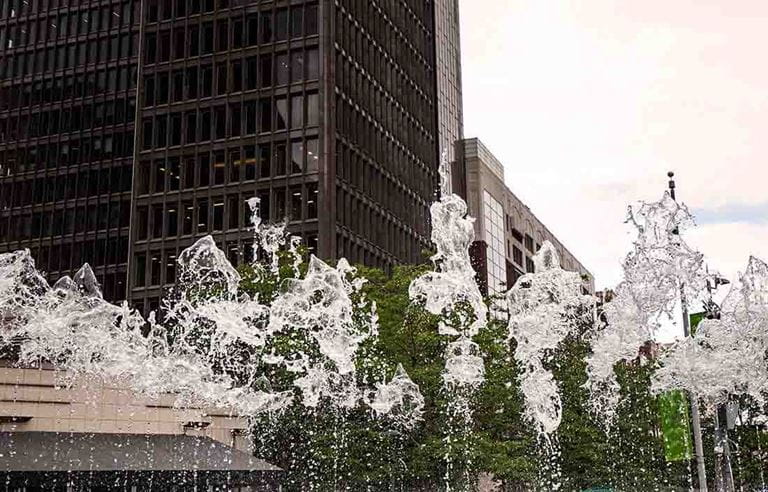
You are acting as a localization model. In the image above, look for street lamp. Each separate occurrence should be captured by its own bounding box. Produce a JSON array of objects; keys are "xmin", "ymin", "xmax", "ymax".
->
[
  {"xmin": 668, "ymin": 171, "xmax": 708, "ymax": 491},
  {"xmin": 704, "ymin": 271, "xmax": 736, "ymax": 492}
]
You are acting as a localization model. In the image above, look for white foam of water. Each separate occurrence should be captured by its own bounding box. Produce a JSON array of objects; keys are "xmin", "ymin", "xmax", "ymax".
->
[
  {"xmin": 506, "ymin": 241, "xmax": 593, "ymax": 436},
  {"xmin": 0, "ymin": 204, "xmax": 423, "ymax": 428},
  {"xmin": 653, "ymin": 256, "xmax": 768, "ymax": 406},
  {"xmin": 409, "ymin": 159, "xmax": 487, "ymax": 384},
  {"xmin": 585, "ymin": 192, "xmax": 709, "ymax": 423},
  {"xmin": 367, "ymin": 363, "xmax": 425, "ymax": 430}
]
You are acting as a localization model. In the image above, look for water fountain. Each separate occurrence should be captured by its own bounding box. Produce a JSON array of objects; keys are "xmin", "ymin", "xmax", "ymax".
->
[{"xmin": 2, "ymin": 171, "xmax": 768, "ymax": 490}]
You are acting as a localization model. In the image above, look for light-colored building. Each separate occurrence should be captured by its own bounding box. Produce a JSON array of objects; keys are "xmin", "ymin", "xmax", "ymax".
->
[
  {"xmin": 461, "ymin": 138, "xmax": 594, "ymax": 295},
  {"xmin": 0, "ymin": 362, "xmax": 280, "ymax": 490}
]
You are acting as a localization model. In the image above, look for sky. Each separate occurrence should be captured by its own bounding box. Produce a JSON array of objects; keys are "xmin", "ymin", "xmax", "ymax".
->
[{"xmin": 458, "ymin": 0, "xmax": 768, "ymax": 291}]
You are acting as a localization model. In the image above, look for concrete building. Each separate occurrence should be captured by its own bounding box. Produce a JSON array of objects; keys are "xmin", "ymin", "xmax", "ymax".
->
[
  {"xmin": 0, "ymin": 362, "xmax": 281, "ymax": 489},
  {"xmin": 0, "ymin": 1, "xmax": 465, "ymax": 485},
  {"xmin": 460, "ymin": 138, "xmax": 594, "ymax": 295}
]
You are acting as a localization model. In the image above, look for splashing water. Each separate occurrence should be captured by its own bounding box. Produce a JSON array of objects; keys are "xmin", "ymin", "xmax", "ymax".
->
[
  {"xmin": 623, "ymin": 192, "xmax": 708, "ymax": 317},
  {"xmin": 408, "ymin": 158, "xmax": 488, "ymax": 489},
  {"xmin": 8, "ymin": 157, "xmax": 766, "ymax": 489},
  {"xmin": 585, "ymin": 192, "xmax": 709, "ymax": 423},
  {"xmin": 584, "ymin": 282, "xmax": 651, "ymax": 422},
  {"xmin": 367, "ymin": 363, "xmax": 425, "ymax": 430},
  {"xmin": 506, "ymin": 241, "xmax": 593, "ymax": 436},
  {"xmin": 409, "ymin": 158, "xmax": 487, "ymax": 377},
  {"xmin": 0, "ymin": 202, "xmax": 424, "ymax": 429},
  {"xmin": 653, "ymin": 256, "xmax": 768, "ymax": 406},
  {"xmin": 267, "ymin": 255, "xmax": 378, "ymax": 408},
  {"xmin": 247, "ymin": 196, "xmax": 288, "ymax": 275}
]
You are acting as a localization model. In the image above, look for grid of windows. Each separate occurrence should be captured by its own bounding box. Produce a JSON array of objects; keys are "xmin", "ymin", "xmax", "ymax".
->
[
  {"xmin": 129, "ymin": 1, "xmax": 321, "ymax": 311},
  {"xmin": 2, "ymin": 0, "xmax": 451, "ymax": 305},
  {"xmin": 483, "ymin": 190, "xmax": 505, "ymax": 294},
  {"xmin": 0, "ymin": 0, "xmax": 139, "ymax": 301},
  {"xmin": 333, "ymin": 0, "xmax": 438, "ymax": 269},
  {"xmin": 435, "ymin": 0, "xmax": 462, "ymax": 192}
]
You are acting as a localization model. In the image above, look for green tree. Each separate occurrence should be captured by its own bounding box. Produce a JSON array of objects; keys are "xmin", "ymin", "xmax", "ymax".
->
[{"xmin": 239, "ymin": 257, "xmax": 768, "ymax": 491}]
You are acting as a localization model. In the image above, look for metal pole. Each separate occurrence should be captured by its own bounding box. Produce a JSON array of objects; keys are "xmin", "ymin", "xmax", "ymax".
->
[
  {"xmin": 681, "ymin": 292, "xmax": 709, "ymax": 491},
  {"xmin": 706, "ymin": 275, "xmax": 736, "ymax": 492},
  {"xmin": 669, "ymin": 172, "xmax": 708, "ymax": 491},
  {"xmin": 722, "ymin": 393, "xmax": 736, "ymax": 487}
]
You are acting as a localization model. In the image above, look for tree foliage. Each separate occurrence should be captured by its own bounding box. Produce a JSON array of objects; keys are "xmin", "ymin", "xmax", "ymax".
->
[{"xmin": 238, "ymin": 258, "xmax": 767, "ymax": 491}]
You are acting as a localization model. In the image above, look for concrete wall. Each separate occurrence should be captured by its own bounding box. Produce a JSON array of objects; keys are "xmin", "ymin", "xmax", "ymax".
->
[{"xmin": 0, "ymin": 364, "xmax": 251, "ymax": 451}]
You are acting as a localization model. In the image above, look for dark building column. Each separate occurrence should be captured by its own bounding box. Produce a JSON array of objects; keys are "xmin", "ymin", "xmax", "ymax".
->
[{"xmin": 317, "ymin": 0, "xmax": 335, "ymax": 262}]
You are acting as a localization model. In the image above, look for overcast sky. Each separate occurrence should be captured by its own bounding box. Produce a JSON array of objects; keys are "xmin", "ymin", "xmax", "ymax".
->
[{"xmin": 459, "ymin": 0, "xmax": 768, "ymax": 290}]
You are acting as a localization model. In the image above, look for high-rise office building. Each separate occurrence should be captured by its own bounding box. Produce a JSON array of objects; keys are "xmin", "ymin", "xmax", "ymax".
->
[
  {"xmin": 129, "ymin": 1, "xmax": 325, "ymax": 310},
  {"xmin": 434, "ymin": 0, "xmax": 463, "ymax": 194},
  {"xmin": 0, "ymin": 0, "xmax": 140, "ymax": 301},
  {"xmin": 0, "ymin": 1, "xmax": 458, "ymax": 309},
  {"xmin": 129, "ymin": 0, "xmax": 442, "ymax": 310}
]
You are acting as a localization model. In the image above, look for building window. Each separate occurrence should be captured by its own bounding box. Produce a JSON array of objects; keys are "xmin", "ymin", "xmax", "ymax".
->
[
  {"xmin": 307, "ymin": 183, "xmax": 318, "ymax": 218},
  {"xmin": 291, "ymin": 140, "xmax": 304, "ymax": 174},
  {"xmin": 167, "ymin": 205, "xmax": 178, "ymax": 236},
  {"xmin": 291, "ymin": 95, "xmax": 304, "ymax": 128},
  {"xmin": 137, "ymin": 206, "xmax": 148, "ymax": 240},
  {"xmin": 213, "ymin": 151, "xmax": 225, "ymax": 184},
  {"xmin": 306, "ymin": 4, "xmax": 318, "ymax": 35},
  {"xmin": 513, "ymin": 245, "xmax": 523, "ymax": 267},
  {"xmin": 290, "ymin": 186, "xmax": 302, "ymax": 220},
  {"xmin": 306, "ymin": 48, "xmax": 319, "ymax": 79},
  {"xmin": 306, "ymin": 93, "xmax": 319, "ymax": 126},
  {"xmin": 243, "ymin": 146, "xmax": 257, "ymax": 180},
  {"xmin": 165, "ymin": 250, "xmax": 177, "ymax": 284},
  {"xmin": 276, "ymin": 53, "xmax": 289, "ymax": 85},
  {"xmin": 272, "ymin": 143, "xmax": 287, "ymax": 176},
  {"xmin": 152, "ymin": 204, "xmax": 163, "ymax": 238},
  {"xmin": 182, "ymin": 201, "xmax": 193, "ymax": 235},
  {"xmin": 483, "ymin": 190, "xmax": 505, "ymax": 294},
  {"xmin": 197, "ymin": 199, "xmax": 208, "ymax": 232},
  {"xmin": 213, "ymin": 199, "xmax": 224, "ymax": 231},
  {"xmin": 275, "ymin": 97, "xmax": 288, "ymax": 130},
  {"xmin": 150, "ymin": 252, "xmax": 162, "ymax": 285},
  {"xmin": 228, "ymin": 195, "xmax": 240, "ymax": 229},
  {"xmin": 306, "ymin": 138, "xmax": 319, "ymax": 172},
  {"xmin": 134, "ymin": 253, "xmax": 146, "ymax": 287}
]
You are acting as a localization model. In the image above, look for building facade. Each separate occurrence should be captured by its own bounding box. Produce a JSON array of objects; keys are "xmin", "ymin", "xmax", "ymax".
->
[
  {"xmin": 129, "ymin": 0, "xmax": 442, "ymax": 311},
  {"xmin": 461, "ymin": 138, "xmax": 594, "ymax": 295},
  {"xmin": 0, "ymin": 0, "xmax": 140, "ymax": 301},
  {"xmin": 0, "ymin": 364, "xmax": 251, "ymax": 448},
  {"xmin": 434, "ymin": 0, "xmax": 463, "ymax": 194},
  {"xmin": 0, "ymin": 363, "xmax": 281, "ymax": 489},
  {"xmin": 129, "ymin": 1, "xmax": 325, "ymax": 310},
  {"xmin": 0, "ymin": 1, "xmax": 457, "ymax": 309}
]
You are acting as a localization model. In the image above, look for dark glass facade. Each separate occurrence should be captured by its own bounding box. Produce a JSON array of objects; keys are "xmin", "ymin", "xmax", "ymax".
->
[
  {"xmin": 0, "ymin": 0, "xmax": 139, "ymax": 301},
  {"xmin": 1, "ymin": 0, "xmax": 450, "ymax": 307},
  {"xmin": 331, "ymin": 0, "xmax": 438, "ymax": 269},
  {"xmin": 129, "ymin": 0, "xmax": 321, "ymax": 310},
  {"xmin": 435, "ymin": 0, "xmax": 463, "ymax": 194}
]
